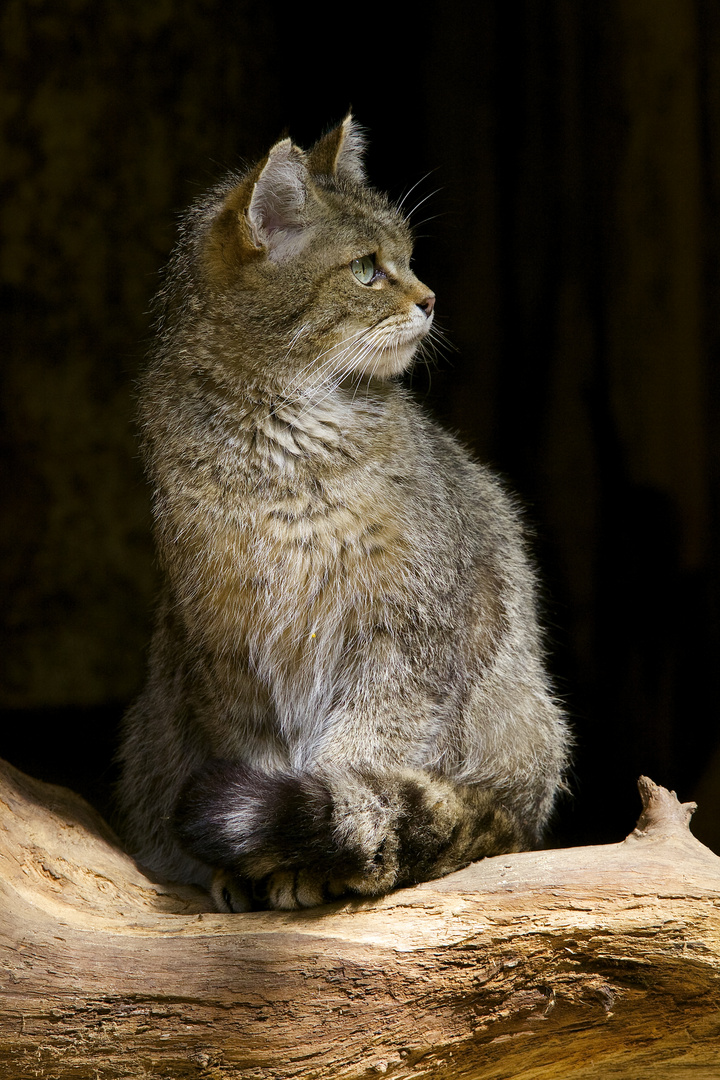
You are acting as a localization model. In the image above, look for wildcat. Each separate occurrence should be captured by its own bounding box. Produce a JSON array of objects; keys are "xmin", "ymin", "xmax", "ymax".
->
[{"xmin": 117, "ymin": 116, "xmax": 569, "ymax": 912}]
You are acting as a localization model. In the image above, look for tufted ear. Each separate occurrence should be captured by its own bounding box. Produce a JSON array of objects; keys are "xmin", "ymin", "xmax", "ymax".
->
[
  {"xmin": 307, "ymin": 114, "xmax": 367, "ymax": 184},
  {"xmin": 246, "ymin": 138, "xmax": 310, "ymax": 260}
]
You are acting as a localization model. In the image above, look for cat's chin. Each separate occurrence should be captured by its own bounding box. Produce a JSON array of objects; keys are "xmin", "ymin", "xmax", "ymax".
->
[
  {"xmin": 358, "ymin": 326, "xmax": 430, "ymax": 379},
  {"xmin": 346, "ymin": 343, "xmax": 418, "ymax": 381}
]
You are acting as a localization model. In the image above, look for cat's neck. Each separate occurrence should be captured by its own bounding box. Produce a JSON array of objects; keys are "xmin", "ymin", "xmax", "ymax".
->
[{"xmin": 225, "ymin": 374, "xmax": 403, "ymax": 472}]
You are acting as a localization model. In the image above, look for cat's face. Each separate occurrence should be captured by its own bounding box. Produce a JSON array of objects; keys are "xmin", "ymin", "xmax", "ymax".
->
[
  {"xmin": 197, "ymin": 118, "xmax": 435, "ymax": 390},
  {"xmin": 283, "ymin": 183, "xmax": 435, "ymax": 383}
]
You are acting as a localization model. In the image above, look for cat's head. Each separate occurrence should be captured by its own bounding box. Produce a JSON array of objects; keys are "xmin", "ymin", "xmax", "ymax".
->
[{"xmin": 178, "ymin": 116, "xmax": 435, "ymax": 389}]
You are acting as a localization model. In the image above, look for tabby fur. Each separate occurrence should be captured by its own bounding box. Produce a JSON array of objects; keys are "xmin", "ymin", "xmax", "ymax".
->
[{"xmin": 117, "ymin": 116, "xmax": 569, "ymax": 911}]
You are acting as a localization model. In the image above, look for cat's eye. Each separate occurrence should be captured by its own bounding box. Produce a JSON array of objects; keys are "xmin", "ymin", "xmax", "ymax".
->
[{"xmin": 350, "ymin": 255, "xmax": 376, "ymax": 285}]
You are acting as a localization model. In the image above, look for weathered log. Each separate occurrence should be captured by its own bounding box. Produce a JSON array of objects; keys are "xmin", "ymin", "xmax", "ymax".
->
[{"xmin": 1, "ymin": 759, "xmax": 719, "ymax": 1079}]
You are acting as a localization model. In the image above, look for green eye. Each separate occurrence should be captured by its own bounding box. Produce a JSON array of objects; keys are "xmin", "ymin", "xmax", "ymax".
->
[{"xmin": 350, "ymin": 254, "xmax": 376, "ymax": 285}]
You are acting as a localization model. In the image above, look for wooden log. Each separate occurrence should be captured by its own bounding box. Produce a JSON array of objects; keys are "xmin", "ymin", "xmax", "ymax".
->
[{"xmin": 1, "ymin": 759, "xmax": 719, "ymax": 1079}]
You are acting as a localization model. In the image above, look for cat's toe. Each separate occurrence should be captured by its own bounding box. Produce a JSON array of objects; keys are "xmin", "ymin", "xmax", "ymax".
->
[
  {"xmin": 265, "ymin": 870, "xmax": 302, "ymax": 910},
  {"xmin": 211, "ymin": 869, "xmax": 253, "ymax": 913},
  {"xmin": 294, "ymin": 869, "xmax": 328, "ymax": 908},
  {"xmin": 263, "ymin": 869, "xmax": 328, "ymax": 909}
]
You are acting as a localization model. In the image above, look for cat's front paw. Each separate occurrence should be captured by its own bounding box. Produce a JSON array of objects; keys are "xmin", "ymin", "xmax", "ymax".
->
[
  {"xmin": 261, "ymin": 869, "xmax": 335, "ymax": 909},
  {"xmin": 256, "ymin": 859, "xmax": 399, "ymax": 911},
  {"xmin": 210, "ymin": 866, "xmax": 348, "ymax": 911},
  {"xmin": 254, "ymin": 833, "xmax": 401, "ymax": 910}
]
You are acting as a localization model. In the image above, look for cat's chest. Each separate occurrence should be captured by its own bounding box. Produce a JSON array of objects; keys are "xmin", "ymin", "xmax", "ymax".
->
[
  {"xmin": 248, "ymin": 476, "xmax": 407, "ymax": 597},
  {"xmin": 168, "ymin": 390, "xmax": 425, "ymax": 655},
  {"xmin": 229, "ymin": 394, "xmax": 412, "ymax": 592},
  {"xmin": 186, "ymin": 465, "xmax": 414, "ymax": 661}
]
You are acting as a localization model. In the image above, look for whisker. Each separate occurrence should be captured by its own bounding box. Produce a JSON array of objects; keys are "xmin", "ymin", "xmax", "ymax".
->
[
  {"xmin": 404, "ymin": 187, "xmax": 443, "ymax": 223},
  {"xmin": 406, "ymin": 211, "xmax": 447, "ymax": 232},
  {"xmin": 289, "ymin": 326, "xmax": 367, "ymax": 386},
  {"xmin": 396, "ymin": 169, "xmax": 439, "ymax": 214},
  {"xmin": 280, "ymin": 326, "xmax": 376, "ymax": 411},
  {"xmin": 291, "ymin": 328, "xmax": 387, "ymax": 422}
]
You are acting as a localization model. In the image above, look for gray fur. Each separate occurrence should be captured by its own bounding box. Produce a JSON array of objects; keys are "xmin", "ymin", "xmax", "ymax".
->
[{"xmin": 117, "ymin": 116, "xmax": 570, "ymax": 910}]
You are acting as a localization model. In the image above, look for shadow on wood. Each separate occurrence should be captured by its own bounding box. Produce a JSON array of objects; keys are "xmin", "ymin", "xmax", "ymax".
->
[{"xmin": 1, "ymin": 760, "xmax": 719, "ymax": 1079}]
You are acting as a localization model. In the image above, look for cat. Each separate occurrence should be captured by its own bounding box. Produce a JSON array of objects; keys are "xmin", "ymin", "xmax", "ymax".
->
[{"xmin": 117, "ymin": 115, "xmax": 570, "ymax": 912}]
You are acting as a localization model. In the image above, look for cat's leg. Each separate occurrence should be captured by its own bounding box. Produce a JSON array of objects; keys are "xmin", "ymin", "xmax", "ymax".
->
[{"xmin": 175, "ymin": 763, "xmax": 523, "ymax": 911}]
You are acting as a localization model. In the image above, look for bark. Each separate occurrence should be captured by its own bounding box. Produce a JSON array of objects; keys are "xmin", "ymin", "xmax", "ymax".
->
[{"xmin": 1, "ymin": 760, "xmax": 719, "ymax": 1080}]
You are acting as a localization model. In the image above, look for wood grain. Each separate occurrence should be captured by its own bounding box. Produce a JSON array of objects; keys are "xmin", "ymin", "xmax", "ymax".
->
[{"xmin": 1, "ymin": 761, "xmax": 719, "ymax": 1079}]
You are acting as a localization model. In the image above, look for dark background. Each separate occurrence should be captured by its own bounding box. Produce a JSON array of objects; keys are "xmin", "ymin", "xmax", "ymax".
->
[{"xmin": 2, "ymin": 1, "xmax": 719, "ymax": 852}]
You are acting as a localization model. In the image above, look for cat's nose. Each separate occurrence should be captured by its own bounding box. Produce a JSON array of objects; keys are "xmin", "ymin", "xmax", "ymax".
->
[{"xmin": 418, "ymin": 293, "xmax": 435, "ymax": 317}]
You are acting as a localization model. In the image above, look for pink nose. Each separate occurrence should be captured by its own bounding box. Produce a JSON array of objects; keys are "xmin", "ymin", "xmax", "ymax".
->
[{"xmin": 418, "ymin": 293, "xmax": 435, "ymax": 317}]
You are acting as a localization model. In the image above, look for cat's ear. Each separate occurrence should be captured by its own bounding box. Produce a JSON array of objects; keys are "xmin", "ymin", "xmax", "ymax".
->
[
  {"xmin": 307, "ymin": 114, "xmax": 367, "ymax": 185},
  {"xmin": 245, "ymin": 138, "xmax": 310, "ymax": 260}
]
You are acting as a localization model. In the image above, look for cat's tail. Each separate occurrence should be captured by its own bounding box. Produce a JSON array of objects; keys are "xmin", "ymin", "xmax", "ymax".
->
[{"xmin": 174, "ymin": 762, "xmax": 525, "ymax": 911}]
